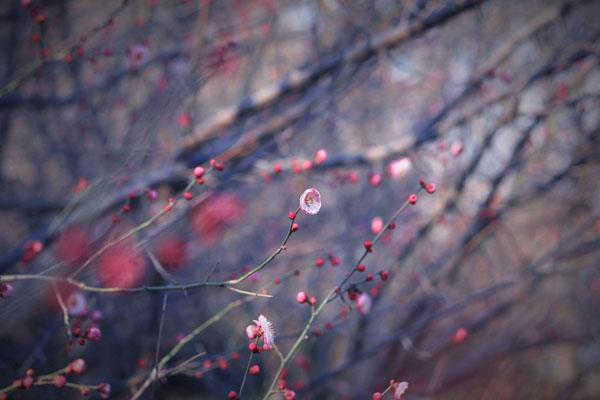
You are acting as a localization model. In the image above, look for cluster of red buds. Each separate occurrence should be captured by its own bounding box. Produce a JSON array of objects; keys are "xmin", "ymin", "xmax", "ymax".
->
[
  {"xmin": 295, "ymin": 291, "xmax": 317, "ymax": 306},
  {"xmin": 2, "ymin": 359, "xmax": 109, "ymax": 399},
  {"xmin": 269, "ymin": 149, "xmax": 328, "ymax": 179},
  {"xmin": 277, "ymin": 370, "xmax": 297, "ymax": 399},
  {"xmin": 418, "ymin": 178, "xmax": 436, "ymax": 194},
  {"xmin": 68, "ymin": 309, "xmax": 103, "ymax": 347}
]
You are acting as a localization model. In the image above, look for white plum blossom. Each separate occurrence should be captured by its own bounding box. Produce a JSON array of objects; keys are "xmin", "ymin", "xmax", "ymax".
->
[
  {"xmin": 299, "ymin": 188, "xmax": 321, "ymax": 215},
  {"xmin": 393, "ymin": 381, "xmax": 409, "ymax": 399},
  {"xmin": 252, "ymin": 314, "xmax": 275, "ymax": 347}
]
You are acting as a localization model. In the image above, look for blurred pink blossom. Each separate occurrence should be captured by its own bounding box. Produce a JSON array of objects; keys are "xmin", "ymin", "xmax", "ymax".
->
[
  {"xmin": 371, "ymin": 217, "xmax": 384, "ymax": 235},
  {"xmin": 387, "ymin": 157, "xmax": 412, "ymax": 179},
  {"xmin": 355, "ymin": 293, "xmax": 372, "ymax": 315}
]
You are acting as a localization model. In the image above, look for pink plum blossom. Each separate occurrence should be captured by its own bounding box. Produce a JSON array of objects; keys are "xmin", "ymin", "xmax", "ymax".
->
[
  {"xmin": 387, "ymin": 157, "xmax": 412, "ymax": 179},
  {"xmin": 252, "ymin": 314, "xmax": 275, "ymax": 347},
  {"xmin": 355, "ymin": 293, "xmax": 372, "ymax": 315}
]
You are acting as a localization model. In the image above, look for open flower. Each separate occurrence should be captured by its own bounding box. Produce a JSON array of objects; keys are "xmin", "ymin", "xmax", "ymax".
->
[
  {"xmin": 393, "ymin": 381, "xmax": 409, "ymax": 399},
  {"xmin": 251, "ymin": 314, "xmax": 275, "ymax": 348},
  {"xmin": 299, "ymin": 188, "xmax": 321, "ymax": 215}
]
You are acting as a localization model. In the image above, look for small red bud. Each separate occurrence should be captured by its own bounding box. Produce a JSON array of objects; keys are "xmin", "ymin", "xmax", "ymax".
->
[
  {"xmin": 54, "ymin": 375, "xmax": 67, "ymax": 388},
  {"xmin": 379, "ymin": 270, "xmax": 389, "ymax": 281},
  {"xmin": 22, "ymin": 376, "xmax": 34, "ymax": 389},
  {"xmin": 314, "ymin": 149, "xmax": 327, "ymax": 165},
  {"xmin": 364, "ymin": 240, "xmax": 373, "ymax": 252},
  {"xmin": 291, "ymin": 223, "xmax": 299, "ymax": 232},
  {"xmin": 248, "ymin": 364, "xmax": 260, "ymax": 376},
  {"xmin": 309, "ymin": 296, "xmax": 316, "ymax": 305},
  {"xmin": 164, "ymin": 198, "xmax": 175, "ymax": 212},
  {"xmin": 146, "ymin": 190, "xmax": 158, "ymax": 201},
  {"xmin": 210, "ymin": 159, "xmax": 224, "ymax": 171},
  {"xmin": 347, "ymin": 289, "xmax": 358, "ymax": 301},
  {"xmin": 347, "ymin": 171, "xmax": 359, "ymax": 184},
  {"xmin": 453, "ymin": 327, "xmax": 468, "ymax": 344},
  {"xmin": 288, "ymin": 212, "xmax": 296, "ymax": 220},
  {"xmin": 408, "ymin": 194, "xmax": 417, "ymax": 205},
  {"xmin": 217, "ymin": 357, "xmax": 228, "ymax": 371},
  {"xmin": 193, "ymin": 166, "xmax": 205, "ymax": 178},
  {"xmin": 369, "ymin": 173, "xmax": 383, "ymax": 188},
  {"xmin": 296, "ymin": 291, "xmax": 308, "ymax": 304},
  {"xmin": 98, "ymin": 382, "xmax": 111, "ymax": 399},
  {"xmin": 71, "ymin": 326, "xmax": 82, "ymax": 337},
  {"xmin": 228, "ymin": 390, "xmax": 239, "ymax": 400},
  {"xmin": 69, "ymin": 358, "xmax": 86, "ymax": 375},
  {"xmin": 450, "ymin": 141, "xmax": 464, "ymax": 156},
  {"xmin": 183, "ymin": 191, "xmax": 193, "ymax": 201},
  {"xmin": 357, "ymin": 264, "xmax": 366, "ymax": 272},
  {"xmin": 248, "ymin": 343, "xmax": 260, "ymax": 353},
  {"xmin": 329, "ymin": 255, "xmax": 340, "ymax": 266},
  {"xmin": 87, "ymin": 327, "xmax": 101, "ymax": 342},
  {"xmin": 314, "ymin": 257, "xmax": 324, "ymax": 268}
]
